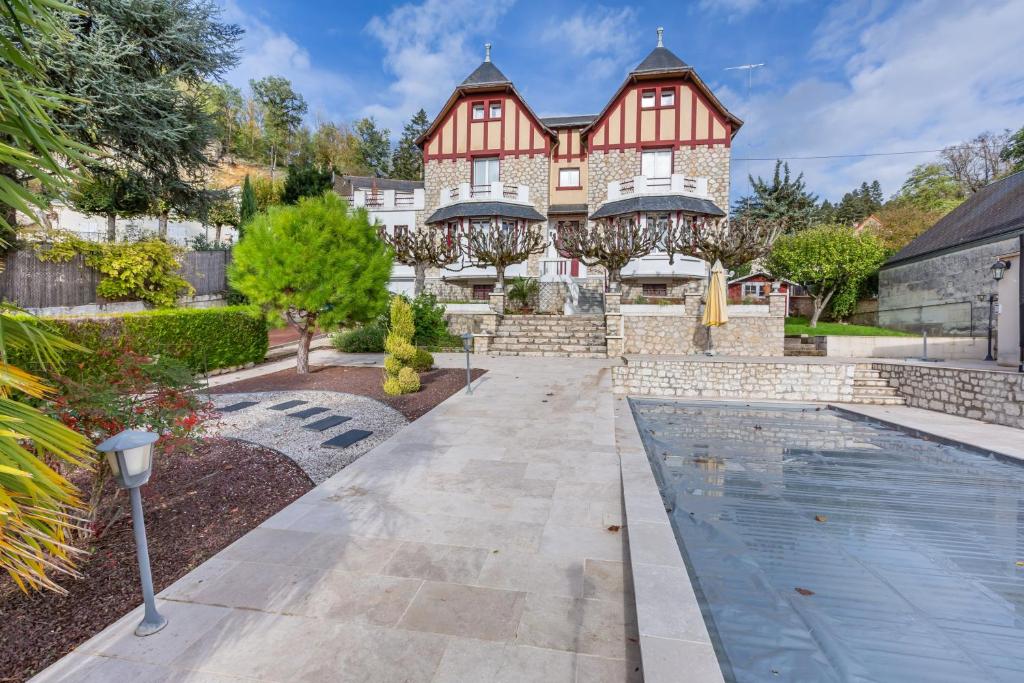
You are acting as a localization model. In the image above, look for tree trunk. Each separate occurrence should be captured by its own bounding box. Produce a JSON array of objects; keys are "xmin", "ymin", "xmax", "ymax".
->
[
  {"xmin": 413, "ymin": 262, "xmax": 426, "ymax": 297},
  {"xmin": 269, "ymin": 145, "xmax": 277, "ymax": 181},
  {"xmin": 495, "ymin": 268, "xmax": 506, "ymax": 293},
  {"xmin": 215, "ymin": 223, "xmax": 223, "ymax": 244},
  {"xmin": 157, "ymin": 210, "xmax": 169, "ymax": 239},
  {"xmin": 809, "ymin": 289, "xmax": 835, "ymax": 328},
  {"xmin": 607, "ymin": 268, "xmax": 621, "ymax": 292},
  {"xmin": 296, "ymin": 325, "xmax": 312, "ymax": 374},
  {"xmin": 106, "ymin": 213, "xmax": 117, "ymax": 242}
]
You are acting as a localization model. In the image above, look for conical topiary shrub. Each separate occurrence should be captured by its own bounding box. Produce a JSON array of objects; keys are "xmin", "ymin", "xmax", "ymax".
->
[{"xmin": 383, "ymin": 297, "xmax": 420, "ymax": 395}]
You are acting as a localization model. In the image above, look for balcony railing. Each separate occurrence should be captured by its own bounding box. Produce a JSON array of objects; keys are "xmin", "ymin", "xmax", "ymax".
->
[
  {"xmin": 606, "ymin": 174, "xmax": 709, "ymax": 201},
  {"xmin": 439, "ymin": 181, "xmax": 531, "ymax": 207},
  {"xmin": 352, "ymin": 188, "xmax": 424, "ymax": 211}
]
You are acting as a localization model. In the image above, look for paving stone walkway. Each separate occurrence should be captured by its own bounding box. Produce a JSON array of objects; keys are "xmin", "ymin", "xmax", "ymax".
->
[{"xmin": 35, "ymin": 356, "xmax": 639, "ymax": 683}]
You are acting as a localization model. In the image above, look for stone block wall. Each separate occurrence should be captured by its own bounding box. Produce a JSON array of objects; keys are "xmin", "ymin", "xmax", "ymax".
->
[
  {"xmin": 588, "ymin": 149, "xmax": 639, "ymax": 208},
  {"xmin": 673, "ymin": 146, "xmax": 731, "ymax": 213},
  {"xmin": 878, "ymin": 237, "xmax": 1017, "ymax": 336},
  {"xmin": 873, "ymin": 363, "xmax": 1024, "ymax": 429},
  {"xmin": 502, "ymin": 155, "xmax": 550, "ymax": 215},
  {"xmin": 621, "ymin": 278, "xmax": 699, "ymax": 301},
  {"xmin": 612, "ymin": 358, "xmax": 858, "ymax": 401},
  {"xmin": 622, "ymin": 311, "xmax": 784, "ymax": 356}
]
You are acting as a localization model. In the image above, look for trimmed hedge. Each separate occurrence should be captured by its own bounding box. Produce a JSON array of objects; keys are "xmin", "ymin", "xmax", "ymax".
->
[{"xmin": 16, "ymin": 306, "xmax": 268, "ymax": 372}]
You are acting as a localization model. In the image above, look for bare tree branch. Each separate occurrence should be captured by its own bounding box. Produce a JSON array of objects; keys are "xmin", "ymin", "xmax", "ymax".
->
[
  {"xmin": 692, "ymin": 215, "xmax": 779, "ymax": 271},
  {"xmin": 378, "ymin": 225, "xmax": 460, "ymax": 295},
  {"xmin": 459, "ymin": 220, "xmax": 547, "ymax": 291},
  {"xmin": 555, "ymin": 218, "xmax": 659, "ymax": 290}
]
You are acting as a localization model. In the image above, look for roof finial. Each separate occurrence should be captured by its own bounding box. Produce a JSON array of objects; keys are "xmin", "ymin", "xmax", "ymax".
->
[
  {"xmin": 656, "ymin": 27, "xmax": 664, "ymax": 48},
  {"xmin": 484, "ymin": 43, "xmax": 491, "ymax": 62}
]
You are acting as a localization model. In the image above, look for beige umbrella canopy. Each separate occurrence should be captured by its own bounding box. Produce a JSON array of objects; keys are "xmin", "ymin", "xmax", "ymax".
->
[{"xmin": 701, "ymin": 260, "xmax": 729, "ymax": 328}]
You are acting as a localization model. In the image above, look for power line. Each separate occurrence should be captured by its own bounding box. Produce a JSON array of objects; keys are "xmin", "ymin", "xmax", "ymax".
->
[{"xmin": 734, "ymin": 143, "xmax": 986, "ymax": 162}]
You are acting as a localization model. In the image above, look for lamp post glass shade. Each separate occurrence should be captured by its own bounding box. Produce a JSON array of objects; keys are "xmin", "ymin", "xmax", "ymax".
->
[
  {"xmin": 96, "ymin": 429, "xmax": 159, "ymax": 489},
  {"xmin": 992, "ymin": 259, "xmax": 1010, "ymax": 281},
  {"xmin": 461, "ymin": 332, "xmax": 473, "ymax": 351}
]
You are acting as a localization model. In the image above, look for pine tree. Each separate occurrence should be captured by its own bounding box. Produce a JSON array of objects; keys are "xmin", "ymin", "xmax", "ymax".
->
[
  {"xmin": 391, "ymin": 109, "xmax": 429, "ymax": 180},
  {"xmin": 733, "ymin": 161, "xmax": 819, "ymax": 236},
  {"xmin": 354, "ymin": 117, "xmax": 392, "ymax": 177}
]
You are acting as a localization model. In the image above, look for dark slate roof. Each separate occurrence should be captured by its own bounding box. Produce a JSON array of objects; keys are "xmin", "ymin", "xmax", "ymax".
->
[
  {"xmin": 540, "ymin": 115, "xmax": 597, "ymax": 128},
  {"xmin": 632, "ymin": 46, "xmax": 690, "ymax": 74},
  {"xmin": 885, "ymin": 170, "xmax": 1024, "ymax": 267},
  {"xmin": 334, "ymin": 175, "xmax": 423, "ymax": 196},
  {"xmin": 590, "ymin": 195, "xmax": 725, "ymax": 220},
  {"xmin": 460, "ymin": 61, "xmax": 511, "ymax": 86},
  {"xmin": 548, "ymin": 203, "xmax": 589, "ymax": 215},
  {"xmin": 425, "ymin": 202, "xmax": 546, "ymax": 224}
]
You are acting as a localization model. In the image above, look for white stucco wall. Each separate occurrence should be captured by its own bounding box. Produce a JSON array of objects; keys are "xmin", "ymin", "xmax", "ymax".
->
[{"xmin": 996, "ymin": 251, "xmax": 1020, "ymax": 367}]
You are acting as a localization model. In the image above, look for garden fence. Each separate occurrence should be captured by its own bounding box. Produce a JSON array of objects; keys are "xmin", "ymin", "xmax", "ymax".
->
[{"xmin": 0, "ymin": 249, "xmax": 231, "ymax": 309}]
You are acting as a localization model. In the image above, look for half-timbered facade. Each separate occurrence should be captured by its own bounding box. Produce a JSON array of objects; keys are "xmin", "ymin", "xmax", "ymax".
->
[{"xmin": 411, "ymin": 30, "xmax": 742, "ymax": 303}]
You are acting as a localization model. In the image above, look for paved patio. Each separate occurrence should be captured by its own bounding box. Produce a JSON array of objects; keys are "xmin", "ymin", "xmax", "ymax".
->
[{"xmin": 34, "ymin": 356, "xmax": 640, "ymax": 682}]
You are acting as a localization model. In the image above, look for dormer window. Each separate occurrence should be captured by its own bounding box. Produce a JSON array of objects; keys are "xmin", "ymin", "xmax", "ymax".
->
[
  {"xmin": 489, "ymin": 101, "xmax": 502, "ymax": 118},
  {"xmin": 641, "ymin": 90, "xmax": 656, "ymax": 108},
  {"xmin": 472, "ymin": 103, "xmax": 485, "ymax": 120}
]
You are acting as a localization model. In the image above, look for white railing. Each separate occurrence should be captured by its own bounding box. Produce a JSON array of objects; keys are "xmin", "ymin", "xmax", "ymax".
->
[
  {"xmin": 540, "ymin": 259, "xmax": 570, "ymax": 277},
  {"xmin": 606, "ymin": 174, "xmax": 709, "ymax": 201},
  {"xmin": 352, "ymin": 188, "xmax": 425, "ymax": 211},
  {"xmin": 439, "ymin": 181, "xmax": 530, "ymax": 206}
]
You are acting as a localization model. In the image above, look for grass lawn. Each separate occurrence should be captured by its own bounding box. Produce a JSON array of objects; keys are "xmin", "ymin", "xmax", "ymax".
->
[{"xmin": 785, "ymin": 316, "xmax": 915, "ymax": 337}]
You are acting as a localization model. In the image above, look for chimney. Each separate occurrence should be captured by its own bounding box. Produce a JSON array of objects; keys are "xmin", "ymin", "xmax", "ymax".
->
[
  {"xmin": 484, "ymin": 43, "xmax": 492, "ymax": 62},
  {"xmin": 656, "ymin": 27, "xmax": 664, "ymax": 48}
]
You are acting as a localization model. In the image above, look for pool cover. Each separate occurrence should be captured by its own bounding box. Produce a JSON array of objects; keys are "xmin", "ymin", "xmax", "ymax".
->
[{"xmin": 631, "ymin": 399, "xmax": 1024, "ymax": 683}]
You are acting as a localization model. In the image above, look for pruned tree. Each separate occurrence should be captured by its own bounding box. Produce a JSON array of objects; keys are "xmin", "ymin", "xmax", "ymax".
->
[
  {"xmin": 378, "ymin": 225, "xmax": 461, "ymax": 296},
  {"xmin": 206, "ymin": 194, "xmax": 239, "ymax": 243},
  {"xmin": 229, "ymin": 193, "xmax": 392, "ymax": 373},
  {"xmin": 461, "ymin": 220, "xmax": 547, "ymax": 292},
  {"xmin": 70, "ymin": 169, "xmax": 150, "ymax": 241},
  {"xmin": 691, "ymin": 215, "xmax": 780, "ymax": 271},
  {"xmin": 555, "ymin": 218, "xmax": 658, "ymax": 290}
]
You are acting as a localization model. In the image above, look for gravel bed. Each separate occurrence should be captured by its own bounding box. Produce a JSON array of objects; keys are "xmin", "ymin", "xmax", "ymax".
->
[{"xmin": 210, "ymin": 390, "xmax": 408, "ymax": 483}]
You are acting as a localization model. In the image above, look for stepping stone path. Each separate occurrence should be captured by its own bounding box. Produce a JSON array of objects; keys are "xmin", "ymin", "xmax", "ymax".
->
[
  {"xmin": 219, "ymin": 401, "xmax": 259, "ymax": 412},
  {"xmin": 269, "ymin": 400, "xmax": 307, "ymax": 410},
  {"xmin": 303, "ymin": 415, "xmax": 352, "ymax": 432},
  {"xmin": 288, "ymin": 406, "xmax": 330, "ymax": 419},
  {"xmin": 321, "ymin": 429, "xmax": 373, "ymax": 449}
]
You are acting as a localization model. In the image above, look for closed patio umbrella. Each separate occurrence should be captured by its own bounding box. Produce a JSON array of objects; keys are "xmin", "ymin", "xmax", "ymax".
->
[{"xmin": 701, "ymin": 260, "xmax": 728, "ymax": 354}]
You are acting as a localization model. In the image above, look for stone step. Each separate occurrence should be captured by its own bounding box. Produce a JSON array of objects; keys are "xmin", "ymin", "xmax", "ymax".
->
[
  {"xmin": 852, "ymin": 387, "xmax": 902, "ymax": 397},
  {"xmin": 493, "ymin": 335, "xmax": 607, "ymax": 344},
  {"xmin": 853, "ymin": 378, "xmax": 891, "ymax": 387},
  {"xmin": 490, "ymin": 343, "xmax": 608, "ymax": 353},
  {"xmin": 490, "ymin": 350, "xmax": 607, "ymax": 358},
  {"xmin": 847, "ymin": 396, "xmax": 906, "ymax": 406}
]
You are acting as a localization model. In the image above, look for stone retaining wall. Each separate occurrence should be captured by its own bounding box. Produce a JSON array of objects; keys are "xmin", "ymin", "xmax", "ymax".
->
[
  {"xmin": 612, "ymin": 358, "xmax": 859, "ymax": 400},
  {"xmin": 872, "ymin": 363, "xmax": 1024, "ymax": 429},
  {"xmin": 622, "ymin": 307, "xmax": 784, "ymax": 357}
]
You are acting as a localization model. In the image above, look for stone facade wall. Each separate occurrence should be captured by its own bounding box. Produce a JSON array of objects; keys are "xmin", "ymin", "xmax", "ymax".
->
[
  {"xmin": 878, "ymin": 237, "xmax": 1017, "ymax": 336},
  {"xmin": 612, "ymin": 359, "xmax": 858, "ymax": 401},
  {"xmin": 673, "ymin": 146, "xmax": 731, "ymax": 213},
  {"xmin": 621, "ymin": 278, "xmax": 700, "ymax": 301},
  {"xmin": 873, "ymin": 363, "xmax": 1024, "ymax": 429},
  {"xmin": 425, "ymin": 279, "xmax": 478, "ymax": 301},
  {"xmin": 622, "ymin": 313, "xmax": 784, "ymax": 356},
  {"xmin": 502, "ymin": 155, "xmax": 550, "ymax": 214},
  {"xmin": 588, "ymin": 149, "xmax": 639, "ymax": 208}
]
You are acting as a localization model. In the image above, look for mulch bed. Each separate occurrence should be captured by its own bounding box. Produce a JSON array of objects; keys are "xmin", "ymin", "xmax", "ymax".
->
[
  {"xmin": 212, "ymin": 365, "xmax": 486, "ymax": 421},
  {"xmin": 0, "ymin": 437, "xmax": 313, "ymax": 683}
]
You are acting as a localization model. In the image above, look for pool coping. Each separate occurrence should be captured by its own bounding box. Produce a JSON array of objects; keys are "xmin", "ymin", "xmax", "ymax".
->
[{"xmin": 613, "ymin": 396, "xmax": 726, "ymax": 683}]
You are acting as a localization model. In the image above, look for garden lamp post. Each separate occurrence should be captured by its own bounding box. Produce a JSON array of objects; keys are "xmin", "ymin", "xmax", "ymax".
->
[
  {"xmin": 987, "ymin": 260, "xmax": 1010, "ymax": 362},
  {"xmin": 95, "ymin": 429, "xmax": 166, "ymax": 637},
  {"xmin": 461, "ymin": 332, "xmax": 474, "ymax": 394}
]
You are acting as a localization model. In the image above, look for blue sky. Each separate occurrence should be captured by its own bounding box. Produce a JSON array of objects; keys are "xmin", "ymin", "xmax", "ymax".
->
[{"xmin": 220, "ymin": 0, "xmax": 1024, "ymax": 204}]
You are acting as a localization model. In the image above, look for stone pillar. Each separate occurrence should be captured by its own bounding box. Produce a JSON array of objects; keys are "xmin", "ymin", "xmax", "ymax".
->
[
  {"xmin": 604, "ymin": 290, "xmax": 624, "ymax": 357},
  {"xmin": 768, "ymin": 292, "xmax": 787, "ymax": 317},
  {"xmin": 489, "ymin": 291, "xmax": 505, "ymax": 316},
  {"xmin": 473, "ymin": 313, "xmax": 498, "ymax": 355},
  {"xmin": 684, "ymin": 292, "xmax": 703, "ymax": 317}
]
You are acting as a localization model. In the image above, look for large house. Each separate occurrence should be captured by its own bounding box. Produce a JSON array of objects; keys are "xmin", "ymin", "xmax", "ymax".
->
[{"xmin": 378, "ymin": 30, "xmax": 741, "ymax": 303}]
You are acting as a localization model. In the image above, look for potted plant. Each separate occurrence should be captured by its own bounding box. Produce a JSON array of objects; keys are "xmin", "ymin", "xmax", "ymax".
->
[{"xmin": 507, "ymin": 276, "xmax": 540, "ymax": 313}]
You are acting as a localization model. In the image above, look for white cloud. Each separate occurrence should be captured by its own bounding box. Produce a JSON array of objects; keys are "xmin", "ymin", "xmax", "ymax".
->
[
  {"xmin": 363, "ymin": 0, "xmax": 515, "ymax": 135},
  {"xmin": 732, "ymin": 0, "xmax": 1024, "ymax": 203},
  {"xmin": 698, "ymin": 0, "xmax": 765, "ymax": 19},
  {"xmin": 539, "ymin": 7, "xmax": 638, "ymax": 82},
  {"xmin": 220, "ymin": 0, "xmax": 353, "ymax": 120}
]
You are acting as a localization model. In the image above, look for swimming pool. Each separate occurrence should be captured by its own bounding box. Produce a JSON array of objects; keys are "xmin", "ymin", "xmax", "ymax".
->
[{"xmin": 631, "ymin": 399, "xmax": 1024, "ymax": 683}]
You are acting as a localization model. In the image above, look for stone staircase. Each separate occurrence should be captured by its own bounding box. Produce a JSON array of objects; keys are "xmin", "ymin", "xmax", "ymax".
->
[
  {"xmin": 490, "ymin": 315, "xmax": 608, "ymax": 358},
  {"xmin": 849, "ymin": 365, "xmax": 905, "ymax": 405},
  {"xmin": 784, "ymin": 335, "xmax": 826, "ymax": 357}
]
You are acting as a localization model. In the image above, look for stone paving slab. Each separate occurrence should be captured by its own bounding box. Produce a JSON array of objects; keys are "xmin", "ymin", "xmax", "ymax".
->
[{"xmin": 34, "ymin": 357, "xmax": 640, "ymax": 683}]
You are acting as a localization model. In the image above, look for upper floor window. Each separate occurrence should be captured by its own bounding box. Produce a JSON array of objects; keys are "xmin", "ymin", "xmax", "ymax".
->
[
  {"xmin": 472, "ymin": 157, "xmax": 500, "ymax": 186},
  {"xmin": 641, "ymin": 149, "xmax": 672, "ymax": 179},
  {"xmin": 472, "ymin": 103, "xmax": 485, "ymax": 120},
  {"xmin": 489, "ymin": 101, "xmax": 502, "ymax": 118},
  {"xmin": 558, "ymin": 168, "xmax": 581, "ymax": 188},
  {"xmin": 641, "ymin": 89, "xmax": 656, "ymax": 108},
  {"xmin": 660, "ymin": 88, "xmax": 675, "ymax": 107}
]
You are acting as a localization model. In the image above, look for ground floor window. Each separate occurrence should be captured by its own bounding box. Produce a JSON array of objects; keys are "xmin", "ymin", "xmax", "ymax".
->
[
  {"xmin": 743, "ymin": 283, "xmax": 766, "ymax": 298},
  {"xmin": 472, "ymin": 284, "xmax": 494, "ymax": 300},
  {"xmin": 642, "ymin": 283, "xmax": 668, "ymax": 297}
]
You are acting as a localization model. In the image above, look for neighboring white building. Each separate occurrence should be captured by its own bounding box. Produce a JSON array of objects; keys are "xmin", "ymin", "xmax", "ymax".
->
[
  {"xmin": 335, "ymin": 175, "xmax": 425, "ymax": 296},
  {"xmin": 18, "ymin": 203, "xmax": 238, "ymax": 246}
]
